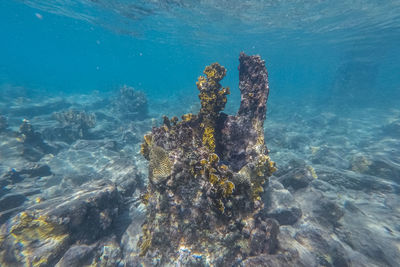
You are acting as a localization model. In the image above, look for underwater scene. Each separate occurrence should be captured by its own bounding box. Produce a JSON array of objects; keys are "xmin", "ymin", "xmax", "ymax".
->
[{"xmin": 1, "ymin": 0, "xmax": 400, "ymax": 266}]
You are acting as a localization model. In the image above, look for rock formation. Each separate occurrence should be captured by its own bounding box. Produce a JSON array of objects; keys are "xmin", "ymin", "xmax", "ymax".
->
[{"xmin": 136, "ymin": 52, "xmax": 278, "ymax": 265}]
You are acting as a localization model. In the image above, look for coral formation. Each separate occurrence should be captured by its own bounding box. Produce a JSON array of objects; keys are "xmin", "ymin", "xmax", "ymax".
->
[
  {"xmin": 112, "ymin": 85, "xmax": 148, "ymax": 120},
  {"xmin": 137, "ymin": 52, "xmax": 277, "ymax": 265},
  {"xmin": 52, "ymin": 109, "xmax": 96, "ymax": 142}
]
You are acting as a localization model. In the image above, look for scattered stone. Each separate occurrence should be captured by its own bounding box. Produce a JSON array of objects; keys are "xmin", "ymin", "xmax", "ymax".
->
[
  {"xmin": 17, "ymin": 163, "xmax": 52, "ymax": 178},
  {"xmin": 264, "ymin": 180, "xmax": 302, "ymax": 225},
  {"xmin": 0, "ymin": 180, "xmax": 122, "ymax": 266},
  {"xmin": 277, "ymin": 163, "xmax": 315, "ymax": 190},
  {"xmin": 313, "ymin": 198, "xmax": 344, "ymax": 227},
  {"xmin": 56, "ymin": 244, "xmax": 97, "ymax": 267},
  {"xmin": 0, "ymin": 193, "xmax": 26, "ymax": 212}
]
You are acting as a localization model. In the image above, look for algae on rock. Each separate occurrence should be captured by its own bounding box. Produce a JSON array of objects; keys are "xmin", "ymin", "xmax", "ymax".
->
[{"xmin": 136, "ymin": 52, "xmax": 277, "ymax": 266}]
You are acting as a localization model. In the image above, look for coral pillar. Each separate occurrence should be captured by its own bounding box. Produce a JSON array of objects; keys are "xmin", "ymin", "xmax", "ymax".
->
[{"xmin": 137, "ymin": 52, "xmax": 277, "ymax": 266}]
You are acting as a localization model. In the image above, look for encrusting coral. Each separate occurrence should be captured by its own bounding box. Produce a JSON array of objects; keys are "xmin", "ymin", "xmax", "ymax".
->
[{"xmin": 137, "ymin": 52, "xmax": 277, "ymax": 266}]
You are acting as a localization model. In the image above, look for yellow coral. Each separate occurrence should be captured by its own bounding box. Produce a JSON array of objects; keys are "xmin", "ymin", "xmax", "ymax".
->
[
  {"xmin": 171, "ymin": 116, "xmax": 179, "ymax": 125},
  {"xmin": 182, "ymin": 113, "xmax": 194, "ymax": 122},
  {"xmin": 7, "ymin": 211, "xmax": 69, "ymax": 266},
  {"xmin": 222, "ymin": 181, "xmax": 235, "ymax": 197},
  {"xmin": 141, "ymin": 191, "xmax": 151, "ymax": 205},
  {"xmin": 208, "ymin": 153, "xmax": 219, "ymax": 164},
  {"xmin": 140, "ymin": 133, "xmax": 153, "ymax": 160},
  {"xmin": 202, "ymin": 126, "xmax": 216, "ymax": 152},
  {"xmin": 149, "ymin": 146, "xmax": 172, "ymax": 183},
  {"xmin": 307, "ymin": 165, "xmax": 318, "ymax": 179},
  {"xmin": 219, "ymin": 164, "xmax": 229, "ymax": 171},
  {"xmin": 209, "ymin": 173, "xmax": 219, "ymax": 185},
  {"xmin": 269, "ymin": 160, "xmax": 277, "ymax": 173},
  {"xmin": 139, "ymin": 225, "xmax": 152, "ymax": 256},
  {"xmin": 144, "ymin": 133, "xmax": 152, "ymax": 145},
  {"xmin": 204, "ymin": 66, "xmax": 216, "ymax": 79},
  {"xmin": 217, "ymin": 199, "xmax": 225, "ymax": 213}
]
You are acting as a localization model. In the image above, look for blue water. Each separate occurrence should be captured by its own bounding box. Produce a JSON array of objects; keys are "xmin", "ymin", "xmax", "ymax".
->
[{"xmin": 2, "ymin": 0, "xmax": 399, "ymax": 104}]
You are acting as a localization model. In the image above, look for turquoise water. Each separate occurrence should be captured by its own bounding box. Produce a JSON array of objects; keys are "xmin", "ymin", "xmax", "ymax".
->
[
  {"xmin": 1, "ymin": 1, "xmax": 400, "ymax": 266},
  {"xmin": 2, "ymin": 1, "xmax": 399, "ymax": 103}
]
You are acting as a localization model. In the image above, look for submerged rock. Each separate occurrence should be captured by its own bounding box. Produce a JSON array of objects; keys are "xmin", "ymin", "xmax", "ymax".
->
[
  {"xmin": 135, "ymin": 53, "xmax": 278, "ymax": 265},
  {"xmin": 264, "ymin": 180, "xmax": 302, "ymax": 225},
  {"xmin": 17, "ymin": 119, "xmax": 57, "ymax": 161},
  {"xmin": 0, "ymin": 114, "xmax": 7, "ymax": 132},
  {"xmin": 0, "ymin": 180, "xmax": 122, "ymax": 267}
]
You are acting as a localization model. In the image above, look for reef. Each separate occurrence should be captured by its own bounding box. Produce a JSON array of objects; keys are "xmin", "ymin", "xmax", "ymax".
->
[
  {"xmin": 136, "ymin": 52, "xmax": 277, "ymax": 265},
  {"xmin": 112, "ymin": 85, "xmax": 148, "ymax": 121},
  {"xmin": 51, "ymin": 109, "xmax": 96, "ymax": 143}
]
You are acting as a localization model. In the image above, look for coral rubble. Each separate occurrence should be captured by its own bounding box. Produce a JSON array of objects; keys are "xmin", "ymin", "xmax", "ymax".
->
[{"xmin": 137, "ymin": 52, "xmax": 277, "ymax": 265}]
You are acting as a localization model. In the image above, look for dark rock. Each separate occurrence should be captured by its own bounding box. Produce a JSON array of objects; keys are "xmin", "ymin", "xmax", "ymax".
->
[
  {"xmin": 56, "ymin": 244, "xmax": 97, "ymax": 267},
  {"xmin": 294, "ymin": 228, "xmax": 350, "ymax": 267},
  {"xmin": 0, "ymin": 193, "xmax": 26, "ymax": 212},
  {"xmin": 17, "ymin": 163, "xmax": 52, "ymax": 178},
  {"xmin": 317, "ymin": 167, "xmax": 396, "ymax": 192},
  {"xmin": 0, "ymin": 170, "xmax": 21, "ymax": 190},
  {"xmin": 240, "ymin": 253, "xmax": 306, "ymax": 267},
  {"xmin": 278, "ymin": 165, "xmax": 315, "ymax": 190},
  {"xmin": 264, "ymin": 180, "xmax": 302, "ymax": 225},
  {"xmin": 18, "ymin": 119, "xmax": 57, "ymax": 161},
  {"xmin": 0, "ymin": 180, "xmax": 122, "ymax": 266},
  {"xmin": 250, "ymin": 218, "xmax": 280, "ymax": 255},
  {"xmin": 0, "ymin": 114, "xmax": 7, "ymax": 132},
  {"xmin": 313, "ymin": 198, "xmax": 344, "ymax": 227}
]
